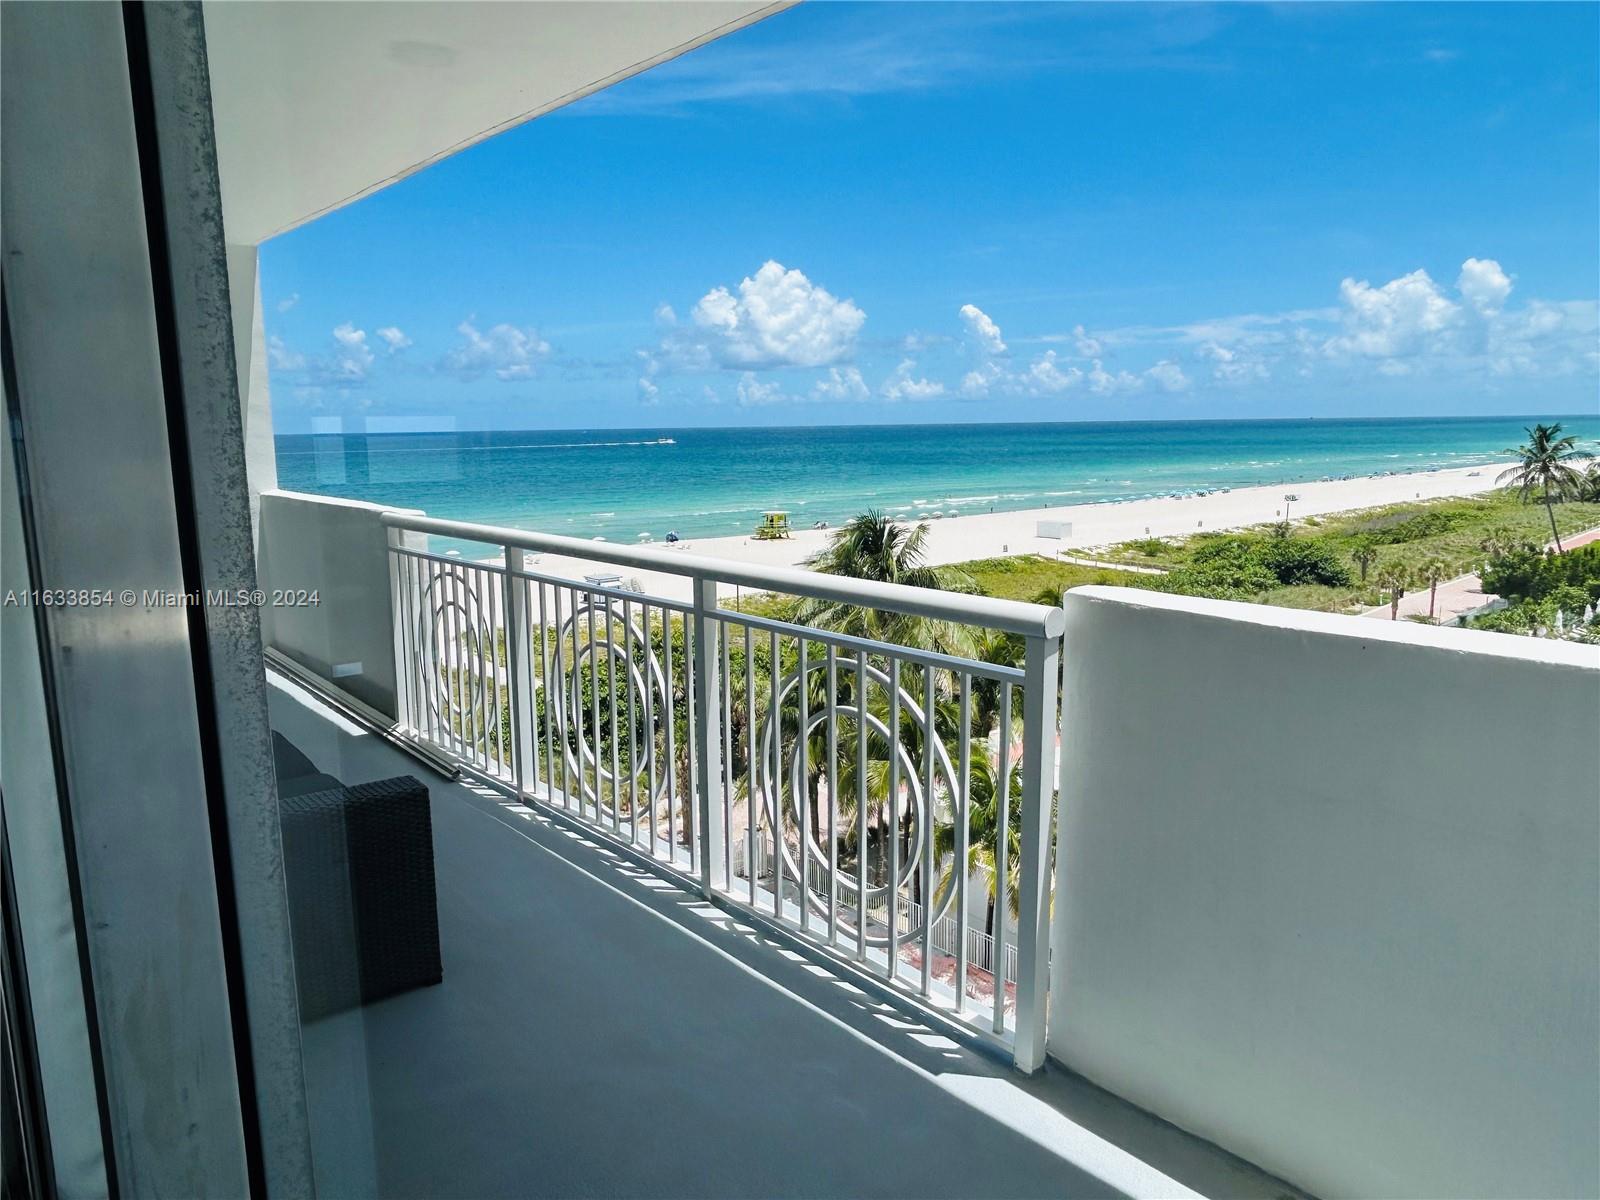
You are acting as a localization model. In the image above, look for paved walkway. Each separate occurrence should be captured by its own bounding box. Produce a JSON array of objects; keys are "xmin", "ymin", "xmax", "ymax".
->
[{"xmin": 1362, "ymin": 523, "xmax": 1600, "ymax": 625}]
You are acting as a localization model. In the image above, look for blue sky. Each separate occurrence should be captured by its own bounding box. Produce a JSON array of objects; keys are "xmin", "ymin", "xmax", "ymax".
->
[{"xmin": 261, "ymin": 1, "xmax": 1599, "ymax": 433}]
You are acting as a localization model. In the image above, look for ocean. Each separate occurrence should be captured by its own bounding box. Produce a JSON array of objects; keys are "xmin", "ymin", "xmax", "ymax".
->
[{"xmin": 275, "ymin": 415, "xmax": 1600, "ymax": 546}]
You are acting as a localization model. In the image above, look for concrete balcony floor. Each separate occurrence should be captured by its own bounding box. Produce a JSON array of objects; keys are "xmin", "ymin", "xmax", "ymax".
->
[{"xmin": 268, "ymin": 673, "xmax": 1305, "ymax": 1200}]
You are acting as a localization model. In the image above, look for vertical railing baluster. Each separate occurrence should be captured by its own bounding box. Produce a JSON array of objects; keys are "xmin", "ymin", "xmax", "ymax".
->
[
  {"xmin": 477, "ymin": 564, "xmax": 492, "ymax": 773},
  {"xmin": 921, "ymin": 666, "xmax": 937, "ymax": 998},
  {"xmin": 536, "ymin": 581, "xmax": 553, "ymax": 799},
  {"xmin": 422, "ymin": 556, "xmax": 441, "ymax": 752},
  {"xmin": 743, "ymin": 624, "xmax": 756, "ymax": 907},
  {"xmin": 623, "ymin": 596, "xmax": 637, "ymax": 843},
  {"xmin": 663, "ymin": 607, "xmax": 678, "ymax": 867},
  {"xmin": 690, "ymin": 576, "xmax": 724, "ymax": 894},
  {"xmin": 607, "ymin": 597, "xmax": 622, "ymax": 833},
  {"xmin": 720, "ymin": 626, "xmax": 733, "ymax": 889},
  {"xmin": 763, "ymin": 629, "xmax": 779, "ymax": 919},
  {"xmin": 585, "ymin": 593, "xmax": 601, "ymax": 822},
  {"xmin": 682, "ymin": 603, "xmax": 699, "ymax": 872},
  {"xmin": 642, "ymin": 604, "xmax": 657, "ymax": 856},
  {"xmin": 1011, "ymin": 630, "xmax": 1060, "ymax": 1074},
  {"xmin": 826, "ymin": 646, "xmax": 838, "ymax": 948},
  {"xmin": 552, "ymin": 585, "xmax": 570, "ymax": 807},
  {"xmin": 886, "ymin": 658, "xmax": 901, "ymax": 982},
  {"xmin": 446, "ymin": 561, "xmax": 465, "ymax": 757},
  {"xmin": 410, "ymin": 555, "xmax": 425, "ymax": 738},
  {"xmin": 855, "ymin": 651, "xmax": 868, "ymax": 963},
  {"xmin": 956, "ymin": 674, "xmax": 971, "ymax": 1014},
  {"xmin": 993, "ymin": 684, "xmax": 1013, "ymax": 1036},
  {"xmin": 386, "ymin": 529, "xmax": 413, "ymax": 735},
  {"xmin": 461, "ymin": 564, "xmax": 475, "ymax": 759},
  {"xmin": 797, "ymin": 638, "xmax": 809, "ymax": 934},
  {"xmin": 504, "ymin": 548, "xmax": 536, "ymax": 799}
]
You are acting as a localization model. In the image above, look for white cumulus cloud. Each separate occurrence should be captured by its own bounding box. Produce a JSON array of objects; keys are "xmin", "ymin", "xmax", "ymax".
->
[
  {"xmin": 691, "ymin": 261, "xmax": 864, "ymax": 368},
  {"xmin": 1025, "ymin": 351, "xmax": 1082, "ymax": 395},
  {"xmin": 1087, "ymin": 360, "xmax": 1143, "ymax": 395},
  {"xmin": 331, "ymin": 323, "xmax": 374, "ymax": 380},
  {"xmin": 882, "ymin": 359, "xmax": 945, "ymax": 401},
  {"xmin": 1324, "ymin": 269, "xmax": 1460, "ymax": 359},
  {"xmin": 446, "ymin": 319, "xmax": 551, "ymax": 381},
  {"xmin": 1145, "ymin": 360, "xmax": 1190, "ymax": 392},
  {"xmin": 267, "ymin": 335, "xmax": 305, "ymax": 371},
  {"xmin": 812, "ymin": 366, "xmax": 870, "ymax": 402},
  {"xmin": 735, "ymin": 373, "xmax": 786, "ymax": 407},
  {"xmin": 376, "ymin": 326, "xmax": 412, "ymax": 353},
  {"xmin": 1457, "ymin": 257, "xmax": 1513, "ymax": 314},
  {"xmin": 959, "ymin": 304, "xmax": 1007, "ymax": 355}
]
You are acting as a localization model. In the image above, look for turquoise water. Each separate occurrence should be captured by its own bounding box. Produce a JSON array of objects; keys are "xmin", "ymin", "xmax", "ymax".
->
[{"xmin": 275, "ymin": 415, "xmax": 1600, "ymax": 546}]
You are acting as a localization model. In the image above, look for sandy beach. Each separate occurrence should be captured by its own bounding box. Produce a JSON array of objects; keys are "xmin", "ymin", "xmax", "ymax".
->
[{"xmin": 502, "ymin": 462, "xmax": 1517, "ymax": 605}]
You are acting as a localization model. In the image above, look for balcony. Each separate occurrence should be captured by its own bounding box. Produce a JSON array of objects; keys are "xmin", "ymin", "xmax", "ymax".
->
[
  {"xmin": 268, "ymin": 669, "xmax": 1294, "ymax": 1199},
  {"xmin": 259, "ymin": 490, "xmax": 1600, "ymax": 1200}
]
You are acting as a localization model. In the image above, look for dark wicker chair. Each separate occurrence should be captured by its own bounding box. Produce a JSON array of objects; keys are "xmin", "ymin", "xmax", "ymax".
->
[{"xmin": 275, "ymin": 735, "xmax": 443, "ymax": 1021}]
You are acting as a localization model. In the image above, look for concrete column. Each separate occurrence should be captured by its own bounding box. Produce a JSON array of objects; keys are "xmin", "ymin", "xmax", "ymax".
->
[{"xmin": 226, "ymin": 242, "xmax": 278, "ymax": 546}]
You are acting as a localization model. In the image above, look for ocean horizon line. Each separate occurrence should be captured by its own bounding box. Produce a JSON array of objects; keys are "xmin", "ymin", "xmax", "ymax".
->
[
  {"xmin": 273, "ymin": 413, "xmax": 1600, "ymax": 548},
  {"xmin": 272, "ymin": 411, "xmax": 1600, "ymax": 440}
]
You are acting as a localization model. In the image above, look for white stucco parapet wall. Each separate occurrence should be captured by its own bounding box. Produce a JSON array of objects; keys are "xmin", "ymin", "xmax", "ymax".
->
[
  {"xmin": 1048, "ymin": 586, "xmax": 1599, "ymax": 1200},
  {"xmin": 257, "ymin": 490, "xmax": 424, "ymax": 719}
]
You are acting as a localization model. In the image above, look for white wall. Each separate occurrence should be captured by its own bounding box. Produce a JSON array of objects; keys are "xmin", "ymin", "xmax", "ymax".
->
[
  {"xmin": 257, "ymin": 490, "xmax": 419, "ymax": 718},
  {"xmin": 1049, "ymin": 587, "xmax": 1600, "ymax": 1200},
  {"xmin": 226, "ymin": 243, "xmax": 276, "ymax": 545}
]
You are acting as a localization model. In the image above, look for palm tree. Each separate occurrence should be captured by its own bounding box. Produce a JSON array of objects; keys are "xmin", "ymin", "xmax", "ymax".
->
[
  {"xmin": 1477, "ymin": 527, "xmax": 1518, "ymax": 563},
  {"xmin": 1580, "ymin": 462, "xmax": 1600, "ymax": 504},
  {"xmin": 1497, "ymin": 423, "xmax": 1593, "ymax": 551},
  {"xmin": 931, "ymin": 752, "xmax": 1022, "ymax": 937},
  {"xmin": 1349, "ymin": 537, "xmax": 1379, "ymax": 584},
  {"xmin": 1415, "ymin": 556, "xmax": 1452, "ymax": 621},
  {"xmin": 1375, "ymin": 561, "xmax": 1410, "ymax": 620},
  {"xmin": 796, "ymin": 511, "xmax": 978, "ymax": 655}
]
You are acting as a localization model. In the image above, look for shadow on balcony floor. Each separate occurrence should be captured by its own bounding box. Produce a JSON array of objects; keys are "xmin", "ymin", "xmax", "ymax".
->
[{"xmin": 269, "ymin": 673, "xmax": 1306, "ymax": 1200}]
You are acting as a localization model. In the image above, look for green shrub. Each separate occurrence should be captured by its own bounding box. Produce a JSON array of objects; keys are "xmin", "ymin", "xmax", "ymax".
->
[
  {"xmin": 1352, "ymin": 508, "xmax": 1473, "ymax": 545},
  {"xmin": 1175, "ymin": 532, "xmax": 1351, "ymax": 592},
  {"xmin": 1257, "ymin": 538, "xmax": 1353, "ymax": 587},
  {"xmin": 1483, "ymin": 543, "xmax": 1600, "ymax": 604}
]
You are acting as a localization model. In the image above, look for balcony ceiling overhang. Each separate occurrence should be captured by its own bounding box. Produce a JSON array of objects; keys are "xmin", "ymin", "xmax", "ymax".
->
[{"xmin": 202, "ymin": 0, "xmax": 787, "ymax": 245}]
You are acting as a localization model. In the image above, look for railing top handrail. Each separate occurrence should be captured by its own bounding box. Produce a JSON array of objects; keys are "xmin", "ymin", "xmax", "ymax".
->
[{"xmin": 381, "ymin": 511, "xmax": 1064, "ymax": 639}]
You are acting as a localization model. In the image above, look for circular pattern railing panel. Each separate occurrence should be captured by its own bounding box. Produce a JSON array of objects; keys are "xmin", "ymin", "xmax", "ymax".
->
[
  {"xmin": 753, "ymin": 656, "xmax": 960, "ymax": 946},
  {"xmin": 545, "ymin": 594, "xmax": 671, "ymax": 815},
  {"xmin": 416, "ymin": 562, "xmax": 499, "ymax": 742}
]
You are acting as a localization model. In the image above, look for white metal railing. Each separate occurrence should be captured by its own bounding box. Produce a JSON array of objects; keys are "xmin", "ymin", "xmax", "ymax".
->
[
  {"xmin": 733, "ymin": 832, "xmax": 1020, "ymax": 986},
  {"xmin": 381, "ymin": 512, "xmax": 1063, "ymax": 1070}
]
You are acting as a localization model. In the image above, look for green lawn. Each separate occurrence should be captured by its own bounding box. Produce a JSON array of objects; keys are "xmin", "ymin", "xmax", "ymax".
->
[
  {"xmin": 956, "ymin": 555, "xmax": 1164, "ymax": 604},
  {"xmin": 958, "ymin": 489, "xmax": 1600, "ymax": 616},
  {"xmin": 732, "ymin": 489, "xmax": 1600, "ymax": 624}
]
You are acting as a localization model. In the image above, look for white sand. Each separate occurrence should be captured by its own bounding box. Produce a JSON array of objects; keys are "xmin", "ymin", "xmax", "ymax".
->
[{"xmin": 499, "ymin": 462, "xmax": 1515, "ymax": 606}]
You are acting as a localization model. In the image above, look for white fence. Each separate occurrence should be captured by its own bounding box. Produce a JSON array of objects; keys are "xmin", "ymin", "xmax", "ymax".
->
[
  {"xmin": 733, "ymin": 832, "xmax": 1019, "ymax": 985},
  {"xmin": 381, "ymin": 511, "xmax": 1063, "ymax": 1070}
]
